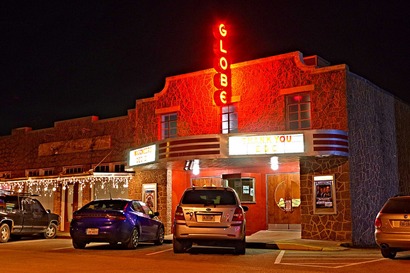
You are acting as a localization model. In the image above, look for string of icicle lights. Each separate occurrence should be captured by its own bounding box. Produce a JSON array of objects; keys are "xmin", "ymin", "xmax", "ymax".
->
[{"xmin": 0, "ymin": 176, "xmax": 130, "ymax": 197}]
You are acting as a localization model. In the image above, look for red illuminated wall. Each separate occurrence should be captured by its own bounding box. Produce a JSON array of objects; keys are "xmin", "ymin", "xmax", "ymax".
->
[
  {"xmin": 134, "ymin": 51, "xmax": 349, "ymax": 143},
  {"xmin": 133, "ymin": 51, "xmax": 350, "ymax": 235}
]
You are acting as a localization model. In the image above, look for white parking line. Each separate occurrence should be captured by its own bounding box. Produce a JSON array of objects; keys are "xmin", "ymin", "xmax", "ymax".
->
[
  {"xmin": 52, "ymin": 247, "xmax": 73, "ymax": 250},
  {"xmin": 0, "ymin": 239, "xmax": 47, "ymax": 245},
  {"xmin": 334, "ymin": 258, "xmax": 385, "ymax": 269},
  {"xmin": 274, "ymin": 250, "xmax": 285, "ymax": 264},
  {"xmin": 145, "ymin": 247, "xmax": 173, "ymax": 256},
  {"xmin": 275, "ymin": 251, "xmax": 385, "ymax": 269}
]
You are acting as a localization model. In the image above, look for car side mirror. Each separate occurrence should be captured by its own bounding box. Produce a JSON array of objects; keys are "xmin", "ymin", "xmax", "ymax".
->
[{"xmin": 242, "ymin": 206, "xmax": 249, "ymax": 212}]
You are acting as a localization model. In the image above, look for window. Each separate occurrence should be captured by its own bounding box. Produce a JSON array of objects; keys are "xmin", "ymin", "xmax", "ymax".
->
[
  {"xmin": 222, "ymin": 104, "xmax": 238, "ymax": 134},
  {"xmin": 26, "ymin": 169, "xmax": 54, "ymax": 177},
  {"xmin": 43, "ymin": 169, "xmax": 54, "ymax": 176},
  {"xmin": 224, "ymin": 178, "xmax": 255, "ymax": 203},
  {"xmin": 0, "ymin": 172, "xmax": 11, "ymax": 179},
  {"xmin": 92, "ymin": 163, "xmax": 126, "ymax": 172},
  {"xmin": 161, "ymin": 113, "xmax": 177, "ymax": 139},
  {"xmin": 94, "ymin": 165, "xmax": 110, "ymax": 172},
  {"xmin": 65, "ymin": 167, "xmax": 84, "ymax": 174},
  {"xmin": 114, "ymin": 163, "xmax": 125, "ymax": 172},
  {"xmin": 27, "ymin": 170, "xmax": 40, "ymax": 177},
  {"xmin": 286, "ymin": 93, "xmax": 311, "ymax": 130},
  {"xmin": 181, "ymin": 190, "xmax": 237, "ymax": 205}
]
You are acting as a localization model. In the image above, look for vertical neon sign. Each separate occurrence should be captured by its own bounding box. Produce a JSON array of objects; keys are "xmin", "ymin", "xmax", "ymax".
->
[{"xmin": 213, "ymin": 23, "xmax": 231, "ymax": 106}]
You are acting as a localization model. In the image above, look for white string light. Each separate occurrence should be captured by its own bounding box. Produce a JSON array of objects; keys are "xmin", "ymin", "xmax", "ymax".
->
[{"xmin": 0, "ymin": 175, "xmax": 132, "ymax": 197}]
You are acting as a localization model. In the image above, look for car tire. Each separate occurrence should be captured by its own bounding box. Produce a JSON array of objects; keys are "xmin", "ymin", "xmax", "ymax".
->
[
  {"xmin": 125, "ymin": 228, "xmax": 139, "ymax": 249},
  {"xmin": 173, "ymin": 238, "xmax": 190, "ymax": 253},
  {"xmin": 0, "ymin": 223, "xmax": 10, "ymax": 243},
  {"xmin": 381, "ymin": 247, "xmax": 397, "ymax": 259},
  {"xmin": 154, "ymin": 226, "xmax": 164, "ymax": 245},
  {"xmin": 72, "ymin": 240, "xmax": 86, "ymax": 249},
  {"xmin": 234, "ymin": 238, "xmax": 246, "ymax": 255},
  {"xmin": 44, "ymin": 223, "xmax": 58, "ymax": 239}
]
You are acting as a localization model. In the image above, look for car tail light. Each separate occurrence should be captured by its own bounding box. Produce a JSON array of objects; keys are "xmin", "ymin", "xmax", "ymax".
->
[
  {"xmin": 107, "ymin": 214, "xmax": 127, "ymax": 221},
  {"xmin": 232, "ymin": 207, "xmax": 244, "ymax": 222},
  {"xmin": 174, "ymin": 206, "xmax": 185, "ymax": 221},
  {"xmin": 375, "ymin": 217, "xmax": 382, "ymax": 229},
  {"xmin": 73, "ymin": 214, "xmax": 83, "ymax": 220}
]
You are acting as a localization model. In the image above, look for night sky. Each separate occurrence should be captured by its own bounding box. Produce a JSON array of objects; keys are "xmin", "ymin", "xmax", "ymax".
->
[{"xmin": 1, "ymin": 1, "xmax": 408, "ymax": 136}]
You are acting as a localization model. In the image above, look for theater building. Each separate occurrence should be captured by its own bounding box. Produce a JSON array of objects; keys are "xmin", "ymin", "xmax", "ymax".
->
[
  {"xmin": 127, "ymin": 50, "xmax": 410, "ymax": 247},
  {"xmin": 0, "ymin": 49, "xmax": 409, "ymax": 246}
]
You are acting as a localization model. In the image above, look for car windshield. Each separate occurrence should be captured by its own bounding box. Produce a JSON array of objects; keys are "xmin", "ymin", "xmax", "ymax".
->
[
  {"xmin": 82, "ymin": 200, "xmax": 128, "ymax": 211},
  {"xmin": 382, "ymin": 198, "xmax": 410, "ymax": 213},
  {"xmin": 181, "ymin": 190, "xmax": 237, "ymax": 205}
]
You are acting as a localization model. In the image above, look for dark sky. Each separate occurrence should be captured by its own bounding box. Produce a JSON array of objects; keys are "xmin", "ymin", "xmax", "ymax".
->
[{"xmin": 1, "ymin": 1, "xmax": 409, "ymax": 136}]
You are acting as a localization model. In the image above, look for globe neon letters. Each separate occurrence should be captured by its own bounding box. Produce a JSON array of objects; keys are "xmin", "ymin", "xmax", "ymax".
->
[{"xmin": 213, "ymin": 23, "xmax": 231, "ymax": 106}]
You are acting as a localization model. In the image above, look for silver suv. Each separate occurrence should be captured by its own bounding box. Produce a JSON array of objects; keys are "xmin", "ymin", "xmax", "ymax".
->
[
  {"xmin": 375, "ymin": 195, "xmax": 410, "ymax": 258},
  {"xmin": 173, "ymin": 186, "xmax": 248, "ymax": 254}
]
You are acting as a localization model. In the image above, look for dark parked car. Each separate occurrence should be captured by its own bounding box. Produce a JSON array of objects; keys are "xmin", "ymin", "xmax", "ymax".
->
[
  {"xmin": 70, "ymin": 198, "xmax": 164, "ymax": 249},
  {"xmin": 375, "ymin": 195, "xmax": 410, "ymax": 258},
  {"xmin": 173, "ymin": 186, "xmax": 248, "ymax": 254},
  {"xmin": 0, "ymin": 190, "xmax": 60, "ymax": 243}
]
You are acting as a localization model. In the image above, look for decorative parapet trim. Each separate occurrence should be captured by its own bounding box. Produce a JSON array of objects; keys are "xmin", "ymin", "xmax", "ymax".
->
[
  {"xmin": 155, "ymin": 106, "xmax": 181, "ymax": 115},
  {"xmin": 280, "ymin": 85, "xmax": 315, "ymax": 96},
  {"xmin": 304, "ymin": 129, "xmax": 349, "ymax": 157},
  {"xmin": 158, "ymin": 135, "xmax": 227, "ymax": 160}
]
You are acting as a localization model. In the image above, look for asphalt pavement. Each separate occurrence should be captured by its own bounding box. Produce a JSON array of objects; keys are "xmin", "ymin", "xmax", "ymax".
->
[{"xmin": 58, "ymin": 229, "xmax": 351, "ymax": 251}]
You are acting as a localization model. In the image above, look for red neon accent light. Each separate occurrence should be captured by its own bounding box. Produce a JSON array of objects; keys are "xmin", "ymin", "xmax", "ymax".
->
[
  {"xmin": 293, "ymin": 95, "xmax": 303, "ymax": 102},
  {"xmin": 213, "ymin": 23, "xmax": 231, "ymax": 106}
]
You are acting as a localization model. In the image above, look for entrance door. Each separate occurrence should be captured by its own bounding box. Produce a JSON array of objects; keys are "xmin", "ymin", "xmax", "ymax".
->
[{"xmin": 267, "ymin": 173, "xmax": 301, "ymax": 229}]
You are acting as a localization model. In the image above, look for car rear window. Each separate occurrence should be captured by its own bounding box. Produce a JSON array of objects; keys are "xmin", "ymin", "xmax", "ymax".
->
[
  {"xmin": 381, "ymin": 198, "xmax": 410, "ymax": 213},
  {"xmin": 181, "ymin": 190, "xmax": 237, "ymax": 205},
  {"xmin": 82, "ymin": 200, "xmax": 128, "ymax": 211}
]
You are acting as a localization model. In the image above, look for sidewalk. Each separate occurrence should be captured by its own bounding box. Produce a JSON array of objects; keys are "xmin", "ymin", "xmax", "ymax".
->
[{"xmin": 58, "ymin": 229, "xmax": 350, "ymax": 251}]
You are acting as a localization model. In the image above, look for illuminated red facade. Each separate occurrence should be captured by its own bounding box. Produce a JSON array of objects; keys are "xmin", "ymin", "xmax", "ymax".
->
[
  {"xmin": 0, "ymin": 51, "xmax": 409, "ymax": 247},
  {"xmin": 129, "ymin": 51, "xmax": 410, "ymax": 247}
]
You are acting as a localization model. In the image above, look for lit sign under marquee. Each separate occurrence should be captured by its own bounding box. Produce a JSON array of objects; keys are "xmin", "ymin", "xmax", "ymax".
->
[
  {"xmin": 213, "ymin": 23, "xmax": 231, "ymax": 106},
  {"xmin": 129, "ymin": 145, "xmax": 156, "ymax": 166},
  {"xmin": 229, "ymin": 134, "xmax": 304, "ymax": 155}
]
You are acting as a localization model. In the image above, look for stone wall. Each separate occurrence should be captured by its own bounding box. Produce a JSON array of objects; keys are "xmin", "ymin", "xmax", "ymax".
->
[
  {"xmin": 300, "ymin": 157, "xmax": 352, "ymax": 242},
  {"xmin": 395, "ymin": 100, "xmax": 410, "ymax": 195},
  {"xmin": 129, "ymin": 169, "xmax": 169, "ymax": 233},
  {"xmin": 347, "ymin": 74, "xmax": 399, "ymax": 246}
]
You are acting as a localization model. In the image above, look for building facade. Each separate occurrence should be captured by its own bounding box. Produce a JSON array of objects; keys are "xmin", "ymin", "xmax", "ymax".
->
[
  {"xmin": 1, "ymin": 51, "xmax": 409, "ymax": 247},
  {"xmin": 128, "ymin": 51, "xmax": 410, "ymax": 247},
  {"xmin": 0, "ymin": 114, "xmax": 136, "ymax": 231}
]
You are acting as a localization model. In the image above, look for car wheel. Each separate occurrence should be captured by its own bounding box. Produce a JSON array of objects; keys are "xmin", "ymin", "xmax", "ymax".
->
[
  {"xmin": 125, "ymin": 228, "xmax": 139, "ymax": 249},
  {"xmin": 234, "ymin": 238, "xmax": 246, "ymax": 255},
  {"xmin": 381, "ymin": 247, "xmax": 397, "ymax": 259},
  {"xmin": 154, "ymin": 226, "xmax": 164, "ymax": 245},
  {"xmin": 44, "ymin": 223, "xmax": 58, "ymax": 239},
  {"xmin": 173, "ymin": 238, "xmax": 190, "ymax": 253},
  {"xmin": 72, "ymin": 240, "xmax": 86, "ymax": 249},
  {"xmin": 0, "ymin": 223, "xmax": 10, "ymax": 243}
]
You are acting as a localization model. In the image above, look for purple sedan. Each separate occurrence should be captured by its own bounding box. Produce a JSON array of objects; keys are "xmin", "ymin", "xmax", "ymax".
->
[{"xmin": 70, "ymin": 199, "xmax": 164, "ymax": 249}]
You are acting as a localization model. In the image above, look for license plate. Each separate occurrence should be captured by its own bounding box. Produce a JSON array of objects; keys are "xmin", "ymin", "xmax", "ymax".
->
[
  {"xmin": 202, "ymin": 215, "xmax": 215, "ymax": 222},
  {"xmin": 400, "ymin": 220, "xmax": 410, "ymax": 227},
  {"xmin": 86, "ymin": 228, "xmax": 99, "ymax": 235}
]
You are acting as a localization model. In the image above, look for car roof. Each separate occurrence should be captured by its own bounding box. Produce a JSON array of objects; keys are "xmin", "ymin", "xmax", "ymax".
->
[{"xmin": 185, "ymin": 186, "xmax": 234, "ymax": 191}]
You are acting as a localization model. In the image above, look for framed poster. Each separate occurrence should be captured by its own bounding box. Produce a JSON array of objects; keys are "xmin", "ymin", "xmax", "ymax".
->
[
  {"xmin": 313, "ymin": 175, "xmax": 336, "ymax": 214},
  {"xmin": 142, "ymin": 183, "xmax": 157, "ymax": 212}
]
